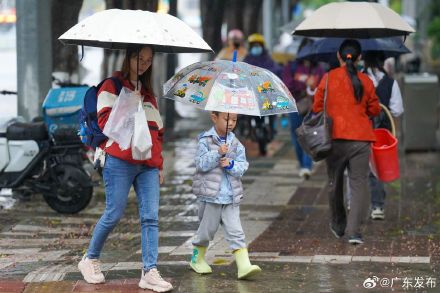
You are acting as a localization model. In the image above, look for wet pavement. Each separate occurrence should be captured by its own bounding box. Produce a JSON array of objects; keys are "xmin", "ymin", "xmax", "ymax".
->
[{"xmin": 0, "ymin": 114, "xmax": 439, "ymax": 292}]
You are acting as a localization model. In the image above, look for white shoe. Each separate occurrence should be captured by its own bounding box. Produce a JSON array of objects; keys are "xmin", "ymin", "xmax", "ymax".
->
[
  {"xmin": 371, "ymin": 207, "xmax": 385, "ymax": 220},
  {"xmin": 139, "ymin": 268, "xmax": 173, "ymax": 292},
  {"xmin": 78, "ymin": 255, "xmax": 105, "ymax": 284},
  {"xmin": 299, "ymin": 168, "xmax": 311, "ymax": 180}
]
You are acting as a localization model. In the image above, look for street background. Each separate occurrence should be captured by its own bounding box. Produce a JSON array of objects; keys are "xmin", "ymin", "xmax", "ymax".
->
[{"xmin": 1, "ymin": 0, "xmax": 440, "ymax": 292}]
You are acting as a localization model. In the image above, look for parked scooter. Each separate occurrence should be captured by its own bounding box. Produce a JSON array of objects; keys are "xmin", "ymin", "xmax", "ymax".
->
[
  {"xmin": 0, "ymin": 85, "xmax": 93, "ymax": 214},
  {"xmin": 238, "ymin": 115, "xmax": 275, "ymax": 156}
]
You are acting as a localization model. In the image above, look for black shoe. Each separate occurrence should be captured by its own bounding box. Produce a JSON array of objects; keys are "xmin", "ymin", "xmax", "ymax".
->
[
  {"xmin": 348, "ymin": 235, "xmax": 364, "ymax": 245},
  {"xmin": 329, "ymin": 224, "xmax": 344, "ymax": 239}
]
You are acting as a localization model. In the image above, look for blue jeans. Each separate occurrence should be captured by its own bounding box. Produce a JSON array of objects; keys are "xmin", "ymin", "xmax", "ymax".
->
[
  {"xmin": 87, "ymin": 155, "xmax": 160, "ymax": 271},
  {"xmin": 289, "ymin": 112, "xmax": 312, "ymax": 169},
  {"xmin": 369, "ymin": 172, "xmax": 386, "ymax": 209}
]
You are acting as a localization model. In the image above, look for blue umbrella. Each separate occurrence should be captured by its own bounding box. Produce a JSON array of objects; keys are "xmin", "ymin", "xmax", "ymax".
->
[{"xmin": 297, "ymin": 37, "xmax": 411, "ymax": 63}]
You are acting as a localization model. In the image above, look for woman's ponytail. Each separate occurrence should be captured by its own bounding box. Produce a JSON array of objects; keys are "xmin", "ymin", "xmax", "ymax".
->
[{"xmin": 339, "ymin": 40, "xmax": 363, "ymax": 103}]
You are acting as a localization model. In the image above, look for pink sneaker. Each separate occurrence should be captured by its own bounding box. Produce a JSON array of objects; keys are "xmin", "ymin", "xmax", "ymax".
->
[
  {"xmin": 138, "ymin": 268, "xmax": 173, "ymax": 292},
  {"xmin": 78, "ymin": 255, "xmax": 105, "ymax": 284}
]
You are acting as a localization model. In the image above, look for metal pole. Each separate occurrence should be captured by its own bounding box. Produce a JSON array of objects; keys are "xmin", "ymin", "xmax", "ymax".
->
[
  {"xmin": 165, "ymin": 0, "xmax": 178, "ymax": 136},
  {"xmin": 16, "ymin": 0, "xmax": 52, "ymax": 121},
  {"xmin": 262, "ymin": 0, "xmax": 273, "ymax": 51},
  {"xmin": 282, "ymin": 0, "xmax": 289, "ymax": 24}
]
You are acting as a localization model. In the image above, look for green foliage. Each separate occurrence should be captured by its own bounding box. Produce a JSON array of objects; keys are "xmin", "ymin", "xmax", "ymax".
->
[
  {"xmin": 428, "ymin": 17, "xmax": 440, "ymax": 59},
  {"xmin": 300, "ymin": 0, "xmax": 335, "ymax": 9},
  {"xmin": 389, "ymin": 0, "xmax": 401, "ymax": 14}
]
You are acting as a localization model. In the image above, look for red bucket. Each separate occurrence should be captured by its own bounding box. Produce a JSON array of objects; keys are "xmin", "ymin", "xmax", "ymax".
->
[{"xmin": 370, "ymin": 128, "xmax": 400, "ymax": 182}]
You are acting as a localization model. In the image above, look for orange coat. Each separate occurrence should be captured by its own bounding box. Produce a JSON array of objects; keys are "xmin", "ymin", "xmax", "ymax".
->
[{"xmin": 312, "ymin": 66, "xmax": 380, "ymax": 142}]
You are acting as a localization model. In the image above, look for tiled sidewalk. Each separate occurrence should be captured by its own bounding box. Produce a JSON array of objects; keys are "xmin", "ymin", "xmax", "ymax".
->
[{"xmin": 250, "ymin": 152, "xmax": 440, "ymax": 266}]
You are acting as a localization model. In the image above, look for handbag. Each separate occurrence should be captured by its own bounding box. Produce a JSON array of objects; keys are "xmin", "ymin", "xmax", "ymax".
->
[
  {"xmin": 296, "ymin": 96, "xmax": 313, "ymax": 116},
  {"xmin": 132, "ymin": 100, "xmax": 153, "ymax": 160},
  {"xmin": 295, "ymin": 75, "xmax": 332, "ymax": 162}
]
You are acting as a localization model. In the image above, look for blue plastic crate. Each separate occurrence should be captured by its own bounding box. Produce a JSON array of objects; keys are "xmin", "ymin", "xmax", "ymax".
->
[{"xmin": 42, "ymin": 87, "xmax": 88, "ymax": 135}]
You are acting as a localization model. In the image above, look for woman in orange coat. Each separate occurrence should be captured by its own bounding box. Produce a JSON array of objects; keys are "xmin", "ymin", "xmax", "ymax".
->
[{"xmin": 312, "ymin": 39, "xmax": 380, "ymax": 245}]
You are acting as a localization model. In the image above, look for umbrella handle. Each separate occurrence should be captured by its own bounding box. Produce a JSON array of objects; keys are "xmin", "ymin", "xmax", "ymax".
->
[
  {"xmin": 222, "ymin": 112, "xmax": 229, "ymax": 158},
  {"xmin": 232, "ymin": 50, "xmax": 238, "ymax": 62},
  {"xmin": 136, "ymin": 48, "xmax": 140, "ymax": 91},
  {"xmin": 380, "ymin": 103, "xmax": 396, "ymax": 136}
]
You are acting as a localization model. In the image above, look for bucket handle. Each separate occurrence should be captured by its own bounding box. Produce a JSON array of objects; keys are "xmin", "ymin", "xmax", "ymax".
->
[{"xmin": 380, "ymin": 103, "xmax": 396, "ymax": 136}]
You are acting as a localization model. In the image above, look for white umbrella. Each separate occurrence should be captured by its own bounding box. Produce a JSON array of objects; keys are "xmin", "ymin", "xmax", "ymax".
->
[
  {"xmin": 59, "ymin": 9, "xmax": 212, "ymax": 53},
  {"xmin": 292, "ymin": 2, "xmax": 415, "ymax": 39}
]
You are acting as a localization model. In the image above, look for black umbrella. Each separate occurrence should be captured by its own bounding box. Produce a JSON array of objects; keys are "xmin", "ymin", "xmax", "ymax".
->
[{"xmin": 297, "ymin": 37, "xmax": 411, "ymax": 63}]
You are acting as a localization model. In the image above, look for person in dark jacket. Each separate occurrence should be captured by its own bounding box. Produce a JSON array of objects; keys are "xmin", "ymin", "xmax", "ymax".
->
[
  {"xmin": 282, "ymin": 38, "xmax": 325, "ymax": 179},
  {"xmin": 243, "ymin": 33, "xmax": 282, "ymax": 77},
  {"xmin": 242, "ymin": 33, "xmax": 282, "ymax": 156}
]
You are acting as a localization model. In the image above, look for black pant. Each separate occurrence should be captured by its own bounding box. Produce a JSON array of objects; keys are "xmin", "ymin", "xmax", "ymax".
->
[{"xmin": 325, "ymin": 140, "xmax": 371, "ymax": 237}]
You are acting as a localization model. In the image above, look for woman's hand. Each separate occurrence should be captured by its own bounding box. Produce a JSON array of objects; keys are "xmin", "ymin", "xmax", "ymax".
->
[{"xmin": 159, "ymin": 170, "xmax": 164, "ymax": 185}]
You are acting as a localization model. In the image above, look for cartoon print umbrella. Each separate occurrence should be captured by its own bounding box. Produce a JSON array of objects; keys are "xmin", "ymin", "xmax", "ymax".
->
[{"xmin": 162, "ymin": 60, "xmax": 297, "ymax": 117}]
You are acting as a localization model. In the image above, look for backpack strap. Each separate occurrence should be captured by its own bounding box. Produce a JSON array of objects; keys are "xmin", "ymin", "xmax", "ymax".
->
[{"xmin": 108, "ymin": 77, "xmax": 123, "ymax": 95}]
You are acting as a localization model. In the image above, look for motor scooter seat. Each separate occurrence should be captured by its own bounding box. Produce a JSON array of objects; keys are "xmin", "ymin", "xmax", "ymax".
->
[{"xmin": 6, "ymin": 122, "xmax": 48, "ymax": 141}]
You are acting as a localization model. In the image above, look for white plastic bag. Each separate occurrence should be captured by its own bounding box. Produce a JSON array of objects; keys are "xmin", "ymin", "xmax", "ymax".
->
[
  {"xmin": 132, "ymin": 101, "xmax": 152, "ymax": 160},
  {"xmin": 103, "ymin": 88, "xmax": 139, "ymax": 150}
]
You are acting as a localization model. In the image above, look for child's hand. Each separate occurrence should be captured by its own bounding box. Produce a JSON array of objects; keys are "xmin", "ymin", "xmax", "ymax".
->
[
  {"xmin": 218, "ymin": 144, "xmax": 229, "ymax": 155},
  {"xmin": 220, "ymin": 157, "xmax": 231, "ymax": 168}
]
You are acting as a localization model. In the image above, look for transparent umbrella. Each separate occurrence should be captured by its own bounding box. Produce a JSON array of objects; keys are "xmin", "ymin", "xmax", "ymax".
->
[{"xmin": 163, "ymin": 60, "xmax": 297, "ymax": 117}]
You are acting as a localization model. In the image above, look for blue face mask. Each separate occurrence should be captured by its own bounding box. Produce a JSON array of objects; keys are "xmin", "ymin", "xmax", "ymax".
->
[{"xmin": 250, "ymin": 46, "xmax": 263, "ymax": 56}]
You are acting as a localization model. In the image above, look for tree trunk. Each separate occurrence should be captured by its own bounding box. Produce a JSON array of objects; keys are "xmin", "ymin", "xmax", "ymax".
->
[
  {"xmin": 51, "ymin": 0, "xmax": 84, "ymax": 82},
  {"xmin": 200, "ymin": 0, "xmax": 225, "ymax": 57},
  {"xmin": 164, "ymin": 0, "xmax": 178, "ymax": 139},
  {"xmin": 224, "ymin": 0, "xmax": 244, "ymax": 32},
  {"xmin": 242, "ymin": 0, "xmax": 263, "ymax": 37}
]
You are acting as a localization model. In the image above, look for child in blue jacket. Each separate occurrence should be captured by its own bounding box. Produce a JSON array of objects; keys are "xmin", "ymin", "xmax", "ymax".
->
[{"xmin": 190, "ymin": 111, "xmax": 261, "ymax": 280}]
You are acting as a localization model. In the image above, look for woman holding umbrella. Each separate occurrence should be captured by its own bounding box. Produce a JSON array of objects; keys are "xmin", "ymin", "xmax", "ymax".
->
[
  {"xmin": 312, "ymin": 40, "xmax": 380, "ymax": 245},
  {"xmin": 78, "ymin": 46, "xmax": 173, "ymax": 292}
]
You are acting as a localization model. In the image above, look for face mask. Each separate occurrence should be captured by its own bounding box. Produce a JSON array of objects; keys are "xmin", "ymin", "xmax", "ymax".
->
[
  {"xmin": 357, "ymin": 60, "xmax": 364, "ymax": 71},
  {"xmin": 232, "ymin": 41, "xmax": 241, "ymax": 49},
  {"xmin": 250, "ymin": 46, "xmax": 263, "ymax": 56}
]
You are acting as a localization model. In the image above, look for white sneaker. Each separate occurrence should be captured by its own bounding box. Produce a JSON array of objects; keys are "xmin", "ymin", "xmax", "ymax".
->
[
  {"xmin": 78, "ymin": 255, "xmax": 105, "ymax": 284},
  {"xmin": 371, "ymin": 207, "xmax": 385, "ymax": 220},
  {"xmin": 299, "ymin": 168, "xmax": 311, "ymax": 180},
  {"xmin": 139, "ymin": 268, "xmax": 173, "ymax": 292}
]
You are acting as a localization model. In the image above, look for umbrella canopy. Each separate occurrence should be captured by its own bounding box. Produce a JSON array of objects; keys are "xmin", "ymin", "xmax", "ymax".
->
[
  {"xmin": 59, "ymin": 9, "xmax": 212, "ymax": 53},
  {"xmin": 163, "ymin": 60, "xmax": 297, "ymax": 116},
  {"xmin": 293, "ymin": 2, "xmax": 415, "ymax": 39},
  {"xmin": 297, "ymin": 37, "xmax": 411, "ymax": 62}
]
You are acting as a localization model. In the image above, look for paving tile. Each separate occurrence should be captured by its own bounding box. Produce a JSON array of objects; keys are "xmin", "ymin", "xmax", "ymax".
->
[
  {"xmin": 311, "ymin": 255, "xmax": 352, "ymax": 264},
  {"xmin": 0, "ymin": 280, "xmax": 26, "ymax": 293},
  {"xmin": 390, "ymin": 256, "xmax": 411, "ymax": 263},
  {"xmin": 73, "ymin": 279, "xmax": 144, "ymax": 292},
  {"xmin": 409, "ymin": 256, "xmax": 431, "ymax": 263},
  {"xmin": 351, "ymin": 256, "xmax": 372, "ymax": 262},
  {"xmin": 370, "ymin": 256, "xmax": 391, "ymax": 263}
]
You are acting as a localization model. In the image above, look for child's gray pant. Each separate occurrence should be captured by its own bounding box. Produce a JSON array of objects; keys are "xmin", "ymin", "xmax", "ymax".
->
[{"xmin": 192, "ymin": 201, "xmax": 246, "ymax": 250}]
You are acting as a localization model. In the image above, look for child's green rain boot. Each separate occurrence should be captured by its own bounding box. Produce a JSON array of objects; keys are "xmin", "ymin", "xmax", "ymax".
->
[
  {"xmin": 189, "ymin": 246, "xmax": 212, "ymax": 274},
  {"xmin": 233, "ymin": 248, "xmax": 262, "ymax": 280}
]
